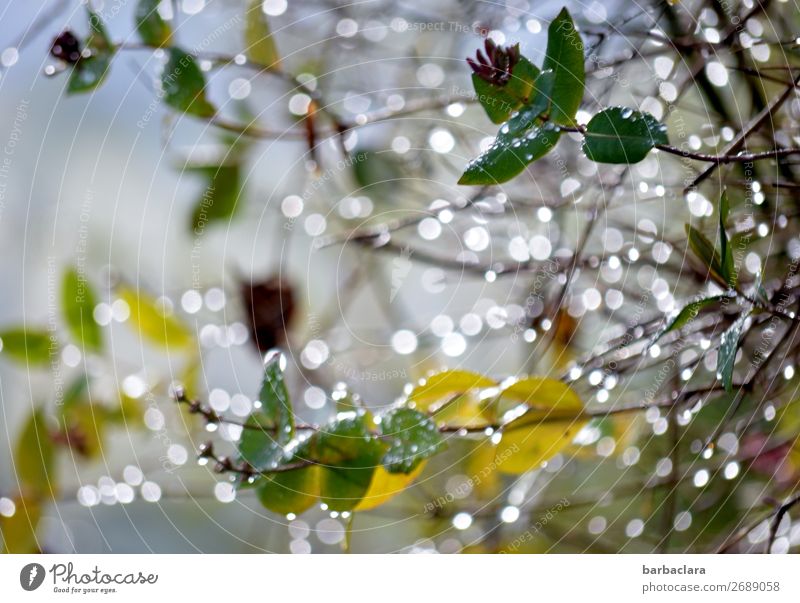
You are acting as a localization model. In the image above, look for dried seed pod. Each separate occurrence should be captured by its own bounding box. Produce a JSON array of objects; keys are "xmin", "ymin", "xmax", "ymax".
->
[
  {"xmin": 240, "ymin": 276, "xmax": 295, "ymax": 353},
  {"xmin": 50, "ymin": 30, "xmax": 82, "ymax": 64},
  {"xmin": 466, "ymin": 40, "xmax": 521, "ymax": 86}
]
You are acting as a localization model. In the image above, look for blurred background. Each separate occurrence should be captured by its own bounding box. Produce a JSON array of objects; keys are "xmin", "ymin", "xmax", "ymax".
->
[{"xmin": 1, "ymin": 0, "xmax": 800, "ymax": 553}]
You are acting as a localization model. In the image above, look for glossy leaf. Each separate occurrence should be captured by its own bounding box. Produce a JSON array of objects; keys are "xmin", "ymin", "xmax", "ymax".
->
[
  {"xmin": 459, "ymin": 72, "xmax": 560, "ymax": 185},
  {"xmin": 655, "ymin": 295, "xmax": 728, "ymax": 341},
  {"xmin": 162, "ymin": 48, "xmax": 216, "ymax": 117},
  {"xmin": 135, "ymin": 0, "xmax": 173, "ymax": 47},
  {"xmin": 68, "ymin": 55, "xmax": 112, "ymax": 93},
  {"xmin": 472, "ymin": 56, "xmax": 539, "ymax": 124},
  {"xmin": 15, "ymin": 409, "xmax": 56, "ymax": 497},
  {"xmin": 256, "ymin": 460, "xmax": 319, "ymax": 514},
  {"xmin": 259, "ymin": 354, "xmax": 294, "ymax": 435},
  {"xmin": 718, "ymin": 191, "xmax": 736, "ymax": 286},
  {"xmin": 685, "ymin": 224, "xmax": 727, "ymax": 285},
  {"xmin": 380, "ymin": 408, "xmax": 445, "ymax": 474},
  {"xmin": 245, "ymin": 0, "xmax": 281, "ymax": 68},
  {"xmin": 354, "ymin": 463, "xmax": 425, "ymax": 511},
  {"xmin": 237, "ymin": 413, "xmax": 285, "ymax": 471},
  {"xmin": 582, "ymin": 107, "xmax": 668, "ymax": 164},
  {"xmin": 495, "ymin": 377, "xmax": 587, "ymax": 474},
  {"xmin": 61, "ymin": 267, "xmax": 102, "ymax": 353},
  {"xmin": 408, "ymin": 369, "xmax": 496, "ymax": 410},
  {"xmin": 0, "ymin": 328, "xmax": 54, "ymax": 365},
  {"xmin": 718, "ymin": 312, "xmax": 748, "ymax": 392},
  {"xmin": 189, "ymin": 163, "xmax": 242, "ymax": 230},
  {"xmin": 118, "ymin": 286, "xmax": 194, "ymax": 349},
  {"xmin": 500, "ymin": 377, "xmax": 583, "ymax": 415},
  {"xmin": 314, "ymin": 413, "xmax": 386, "ymax": 511},
  {"xmin": 237, "ymin": 358, "xmax": 295, "ymax": 475},
  {"xmin": 541, "ymin": 8, "xmax": 584, "ymax": 125}
]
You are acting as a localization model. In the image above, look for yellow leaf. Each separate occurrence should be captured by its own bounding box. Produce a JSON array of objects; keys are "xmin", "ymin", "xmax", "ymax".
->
[
  {"xmin": 409, "ymin": 369, "xmax": 496, "ymax": 411},
  {"xmin": 435, "ymin": 393, "xmax": 493, "ymax": 429},
  {"xmin": 15, "ymin": 409, "xmax": 56, "ymax": 498},
  {"xmin": 0, "ymin": 497, "xmax": 41, "ymax": 553},
  {"xmin": 354, "ymin": 462, "xmax": 425, "ymax": 511},
  {"xmin": 245, "ymin": 0, "xmax": 281, "ymax": 68},
  {"xmin": 465, "ymin": 439, "xmax": 502, "ymax": 499},
  {"xmin": 119, "ymin": 286, "xmax": 194, "ymax": 350},
  {"xmin": 495, "ymin": 377, "xmax": 587, "ymax": 474}
]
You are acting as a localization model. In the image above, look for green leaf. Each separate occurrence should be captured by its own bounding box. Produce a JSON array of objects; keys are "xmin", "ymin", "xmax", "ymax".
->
[
  {"xmin": 460, "ymin": 70, "xmax": 560, "ymax": 185},
  {"xmin": 61, "ymin": 267, "xmax": 102, "ymax": 353},
  {"xmin": 14, "ymin": 409, "xmax": 56, "ymax": 497},
  {"xmin": 582, "ymin": 107, "xmax": 668, "ymax": 164},
  {"xmin": 237, "ymin": 413, "xmax": 285, "ymax": 471},
  {"xmin": 314, "ymin": 413, "xmax": 386, "ymax": 511},
  {"xmin": 408, "ymin": 369, "xmax": 496, "ymax": 411},
  {"xmin": 68, "ymin": 54, "xmax": 113, "ymax": 94},
  {"xmin": 245, "ymin": 0, "xmax": 281, "ymax": 68},
  {"xmin": 118, "ymin": 285, "xmax": 194, "ymax": 349},
  {"xmin": 67, "ymin": 9, "xmax": 115, "ymax": 94},
  {"xmin": 718, "ymin": 312, "xmax": 748, "ymax": 392},
  {"xmin": 472, "ymin": 56, "xmax": 539, "ymax": 124},
  {"xmin": 257, "ymin": 352, "xmax": 295, "ymax": 440},
  {"xmin": 655, "ymin": 295, "xmax": 728, "ymax": 340},
  {"xmin": 256, "ymin": 461, "xmax": 319, "ymax": 515},
  {"xmin": 495, "ymin": 377, "xmax": 587, "ymax": 474},
  {"xmin": 379, "ymin": 408, "xmax": 445, "ymax": 474},
  {"xmin": 238, "ymin": 355, "xmax": 294, "ymax": 472},
  {"xmin": 459, "ymin": 121, "xmax": 560, "ymax": 185},
  {"xmin": 189, "ymin": 163, "xmax": 242, "ymax": 230},
  {"xmin": 0, "ymin": 328, "xmax": 54, "ymax": 365},
  {"xmin": 162, "ymin": 48, "xmax": 216, "ymax": 117},
  {"xmin": 718, "ymin": 191, "xmax": 736, "ymax": 286},
  {"xmin": 135, "ymin": 0, "xmax": 173, "ymax": 47},
  {"xmin": 685, "ymin": 224, "xmax": 727, "ymax": 285},
  {"xmin": 542, "ymin": 8, "xmax": 584, "ymax": 125}
]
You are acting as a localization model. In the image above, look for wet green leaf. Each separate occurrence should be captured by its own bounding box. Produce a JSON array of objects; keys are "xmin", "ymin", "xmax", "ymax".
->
[
  {"xmin": 718, "ymin": 312, "xmax": 748, "ymax": 392},
  {"xmin": 718, "ymin": 191, "xmax": 736, "ymax": 286},
  {"xmin": 68, "ymin": 54, "xmax": 112, "ymax": 93},
  {"xmin": 380, "ymin": 408, "xmax": 445, "ymax": 474},
  {"xmin": 257, "ymin": 353, "xmax": 294, "ymax": 440},
  {"xmin": 655, "ymin": 295, "xmax": 728, "ymax": 340},
  {"xmin": 542, "ymin": 7, "xmax": 584, "ymax": 125},
  {"xmin": 686, "ymin": 224, "xmax": 727, "ymax": 285},
  {"xmin": 314, "ymin": 413, "xmax": 386, "ymax": 511},
  {"xmin": 582, "ymin": 107, "xmax": 668, "ymax": 164},
  {"xmin": 460, "ymin": 70, "xmax": 560, "ymax": 185},
  {"xmin": 237, "ymin": 413, "xmax": 285, "ymax": 472},
  {"xmin": 162, "ymin": 48, "xmax": 216, "ymax": 117},
  {"xmin": 61, "ymin": 267, "xmax": 102, "ymax": 353},
  {"xmin": 459, "ymin": 122, "xmax": 560, "ymax": 185},
  {"xmin": 135, "ymin": 0, "xmax": 173, "ymax": 47}
]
